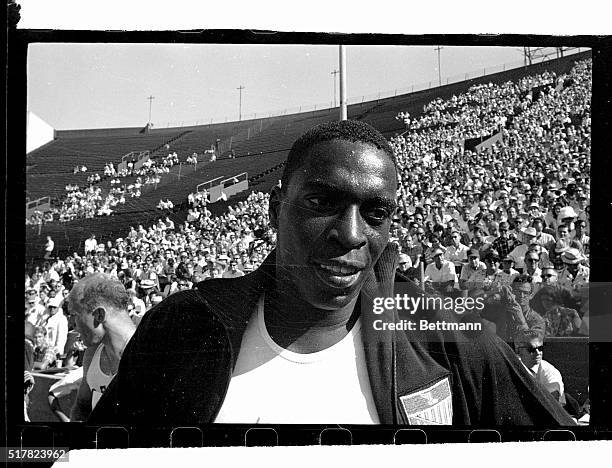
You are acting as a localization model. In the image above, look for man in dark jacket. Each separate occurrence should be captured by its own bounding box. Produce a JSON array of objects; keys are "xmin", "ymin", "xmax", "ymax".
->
[{"xmin": 90, "ymin": 120, "xmax": 574, "ymax": 426}]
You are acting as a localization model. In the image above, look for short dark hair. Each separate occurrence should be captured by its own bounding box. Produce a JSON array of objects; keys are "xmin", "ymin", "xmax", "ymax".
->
[
  {"xmin": 514, "ymin": 329, "xmax": 543, "ymax": 348},
  {"xmin": 280, "ymin": 120, "xmax": 396, "ymax": 190}
]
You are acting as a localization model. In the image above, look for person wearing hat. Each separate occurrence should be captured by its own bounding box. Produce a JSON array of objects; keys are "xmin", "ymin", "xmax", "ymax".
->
[
  {"xmin": 507, "ymin": 227, "xmax": 538, "ymax": 272},
  {"xmin": 91, "ymin": 120, "xmax": 574, "ymax": 427},
  {"xmin": 459, "ymin": 248, "xmax": 487, "ymax": 293},
  {"xmin": 557, "ymin": 206, "xmax": 578, "ymax": 231},
  {"xmin": 444, "ymin": 230, "xmax": 469, "ymax": 277},
  {"xmin": 499, "ymin": 255, "xmax": 520, "ymax": 286},
  {"xmin": 44, "ymin": 295, "xmax": 68, "ymax": 364},
  {"xmin": 557, "ymin": 248, "xmax": 589, "ymax": 295},
  {"xmin": 424, "ymin": 247, "xmax": 456, "ymax": 294},
  {"xmin": 25, "ymin": 294, "xmax": 47, "ymax": 327},
  {"xmin": 69, "ymin": 273, "xmax": 137, "ymax": 421}
]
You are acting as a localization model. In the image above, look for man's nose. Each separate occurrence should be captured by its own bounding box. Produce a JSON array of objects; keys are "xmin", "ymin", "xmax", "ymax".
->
[{"xmin": 328, "ymin": 205, "xmax": 368, "ymax": 249}]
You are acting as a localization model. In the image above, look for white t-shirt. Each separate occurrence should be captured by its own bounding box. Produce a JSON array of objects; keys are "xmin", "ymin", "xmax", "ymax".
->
[
  {"xmin": 87, "ymin": 344, "xmax": 116, "ymax": 410},
  {"xmin": 424, "ymin": 261, "xmax": 456, "ymax": 283},
  {"xmin": 523, "ymin": 359, "xmax": 566, "ymax": 405},
  {"xmin": 214, "ymin": 296, "xmax": 379, "ymax": 424},
  {"xmin": 45, "ymin": 311, "xmax": 68, "ymax": 354}
]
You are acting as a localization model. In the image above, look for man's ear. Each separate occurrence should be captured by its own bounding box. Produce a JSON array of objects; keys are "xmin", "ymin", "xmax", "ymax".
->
[
  {"xmin": 92, "ymin": 307, "xmax": 106, "ymax": 327},
  {"xmin": 269, "ymin": 185, "xmax": 283, "ymax": 230}
]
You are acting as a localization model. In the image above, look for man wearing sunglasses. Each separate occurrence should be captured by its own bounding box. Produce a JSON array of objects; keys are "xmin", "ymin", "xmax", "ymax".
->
[{"xmin": 515, "ymin": 330, "xmax": 566, "ymax": 406}]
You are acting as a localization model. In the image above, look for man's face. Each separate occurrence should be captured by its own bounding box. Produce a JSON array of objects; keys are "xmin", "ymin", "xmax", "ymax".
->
[
  {"xmin": 565, "ymin": 262, "xmax": 579, "ymax": 275},
  {"xmin": 468, "ymin": 254, "xmax": 479, "ymax": 268},
  {"xmin": 271, "ymin": 139, "xmax": 397, "ymax": 310},
  {"xmin": 525, "ymin": 254, "xmax": 539, "ymax": 274},
  {"xmin": 542, "ymin": 269, "xmax": 558, "ymax": 284},
  {"xmin": 518, "ymin": 337, "xmax": 544, "ymax": 368},
  {"xmin": 34, "ymin": 332, "xmax": 46, "ymax": 348},
  {"xmin": 398, "ymin": 258, "xmax": 410, "ymax": 272},
  {"xmin": 513, "ymin": 282, "xmax": 532, "ymax": 308},
  {"xmin": 558, "ymin": 227, "xmax": 569, "ymax": 239},
  {"xmin": 533, "ymin": 220, "xmax": 543, "ymax": 232},
  {"xmin": 69, "ymin": 300, "xmax": 104, "ymax": 347}
]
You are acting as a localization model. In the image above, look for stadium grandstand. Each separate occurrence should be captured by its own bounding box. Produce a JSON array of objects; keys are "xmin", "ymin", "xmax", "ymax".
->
[{"xmin": 24, "ymin": 50, "xmax": 590, "ymax": 423}]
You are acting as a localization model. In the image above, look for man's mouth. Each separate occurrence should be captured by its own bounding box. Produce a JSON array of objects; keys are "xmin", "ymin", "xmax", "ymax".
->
[{"xmin": 312, "ymin": 261, "xmax": 365, "ymax": 289}]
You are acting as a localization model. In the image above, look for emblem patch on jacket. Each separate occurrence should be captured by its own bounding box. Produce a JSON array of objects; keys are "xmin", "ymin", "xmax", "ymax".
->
[{"xmin": 399, "ymin": 377, "xmax": 453, "ymax": 425}]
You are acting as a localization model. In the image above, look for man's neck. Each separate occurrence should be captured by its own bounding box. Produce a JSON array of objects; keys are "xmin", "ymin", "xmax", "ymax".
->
[
  {"xmin": 102, "ymin": 317, "xmax": 136, "ymax": 363},
  {"xmin": 263, "ymin": 282, "xmax": 360, "ymax": 354}
]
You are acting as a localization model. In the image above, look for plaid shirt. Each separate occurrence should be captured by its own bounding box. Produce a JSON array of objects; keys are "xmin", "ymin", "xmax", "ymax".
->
[{"xmin": 491, "ymin": 236, "xmax": 518, "ymax": 259}]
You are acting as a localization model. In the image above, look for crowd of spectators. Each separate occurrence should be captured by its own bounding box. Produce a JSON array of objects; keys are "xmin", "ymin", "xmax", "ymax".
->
[
  {"xmin": 26, "ymin": 210, "xmax": 53, "ymax": 226},
  {"xmin": 187, "ymin": 189, "xmax": 209, "ymax": 208},
  {"xmin": 25, "ymin": 61, "xmax": 591, "ymax": 404},
  {"xmin": 390, "ymin": 59, "xmax": 591, "ymax": 340},
  {"xmin": 162, "ymin": 152, "xmax": 180, "ymax": 168},
  {"xmin": 103, "ymin": 162, "xmax": 116, "ymax": 177},
  {"xmin": 185, "ymin": 152, "xmax": 199, "ymax": 165},
  {"xmin": 157, "ymin": 199, "xmax": 174, "ymax": 210},
  {"xmin": 26, "ymin": 189, "xmax": 275, "ymax": 319}
]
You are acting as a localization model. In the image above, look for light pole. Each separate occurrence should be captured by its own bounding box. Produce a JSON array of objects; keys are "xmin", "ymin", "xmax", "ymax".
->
[
  {"xmin": 331, "ymin": 69, "xmax": 339, "ymax": 107},
  {"xmin": 434, "ymin": 46, "xmax": 444, "ymax": 87},
  {"xmin": 237, "ymin": 85, "xmax": 245, "ymax": 121},
  {"xmin": 147, "ymin": 95, "xmax": 155, "ymax": 126},
  {"xmin": 339, "ymin": 45, "xmax": 347, "ymax": 121}
]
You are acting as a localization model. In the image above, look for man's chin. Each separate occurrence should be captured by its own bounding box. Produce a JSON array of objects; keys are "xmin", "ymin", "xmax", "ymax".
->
[{"xmin": 301, "ymin": 284, "xmax": 361, "ymax": 311}]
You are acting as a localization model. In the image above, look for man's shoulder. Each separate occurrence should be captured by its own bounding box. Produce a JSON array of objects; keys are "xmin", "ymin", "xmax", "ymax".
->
[{"xmin": 540, "ymin": 359, "xmax": 562, "ymax": 376}]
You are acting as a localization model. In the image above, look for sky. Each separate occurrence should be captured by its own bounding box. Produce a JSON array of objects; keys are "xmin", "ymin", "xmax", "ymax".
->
[
  {"xmin": 27, "ymin": 44, "xmax": 579, "ymax": 130},
  {"xmin": 19, "ymin": 0, "xmax": 600, "ymax": 131}
]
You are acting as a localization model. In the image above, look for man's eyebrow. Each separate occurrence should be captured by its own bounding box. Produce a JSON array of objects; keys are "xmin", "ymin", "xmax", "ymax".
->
[{"xmin": 303, "ymin": 180, "xmax": 397, "ymax": 209}]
